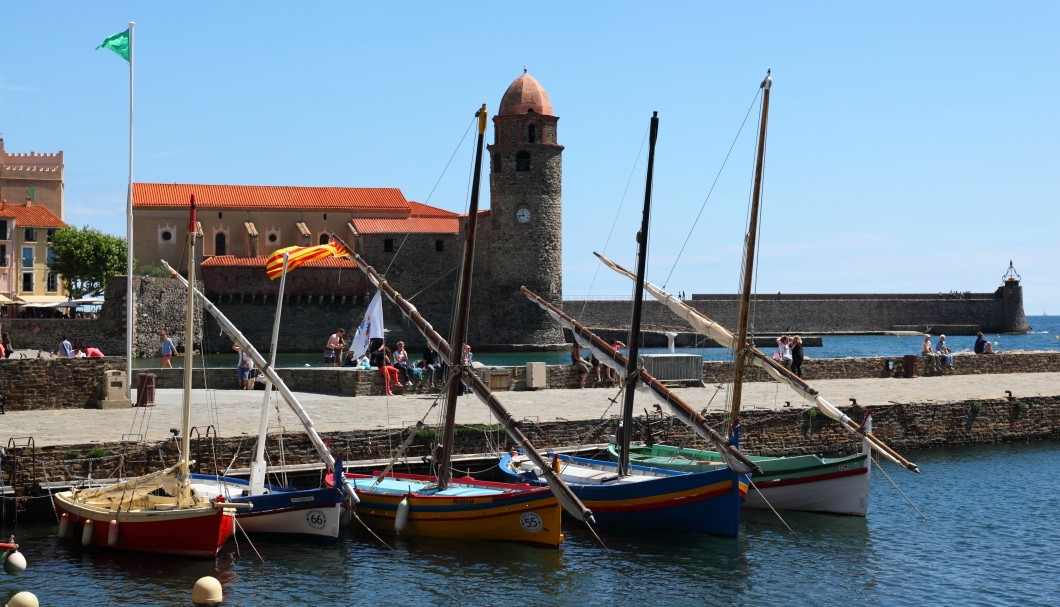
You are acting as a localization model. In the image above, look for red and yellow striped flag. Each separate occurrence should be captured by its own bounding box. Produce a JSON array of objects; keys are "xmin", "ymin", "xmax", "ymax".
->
[{"xmin": 265, "ymin": 240, "xmax": 350, "ymax": 279}]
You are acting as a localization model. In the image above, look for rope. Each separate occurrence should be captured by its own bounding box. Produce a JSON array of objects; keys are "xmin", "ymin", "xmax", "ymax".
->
[
  {"xmin": 662, "ymin": 84, "xmax": 764, "ymax": 288},
  {"xmin": 579, "ymin": 124, "xmax": 650, "ymax": 318}
]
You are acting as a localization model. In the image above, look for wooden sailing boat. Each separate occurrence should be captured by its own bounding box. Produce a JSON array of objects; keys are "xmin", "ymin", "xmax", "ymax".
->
[
  {"xmin": 53, "ymin": 196, "xmax": 242, "ymax": 558},
  {"xmin": 498, "ymin": 112, "xmax": 753, "ymax": 537},
  {"xmin": 598, "ymin": 71, "xmax": 920, "ymax": 515},
  {"xmin": 161, "ymin": 255, "xmax": 344, "ymax": 542},
  {"xmin": 332, "ymin": 105, "xmax": 594, "ymax": 547}
]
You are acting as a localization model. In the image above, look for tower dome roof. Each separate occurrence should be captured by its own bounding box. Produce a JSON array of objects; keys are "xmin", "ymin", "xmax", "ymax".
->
[{"xmin": 499, "ymin": 70, "xmax": 553, "ymax": 116}]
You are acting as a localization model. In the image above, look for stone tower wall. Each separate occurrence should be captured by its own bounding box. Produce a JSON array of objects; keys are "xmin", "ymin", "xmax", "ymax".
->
[{"xmin": 479, "ymin": 110, "xmax": 565, "ymax": 347}]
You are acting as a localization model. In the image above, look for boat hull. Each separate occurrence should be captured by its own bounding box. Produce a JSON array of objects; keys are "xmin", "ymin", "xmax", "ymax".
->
[
  {"xmin": 339, "ymin": 472, "xmax": 564, "ymax": 547},
  {"xmin": 611, "ymin": 444, "xmax": 870, "ymax": 516},
  {"xmin": 190, "ymin": 474, "xmax": 343, "ymax": 541},
  {"xmin": 501, "ymin": 453, "xmax": 746, "ymax": 537},
  {"xmin": 54, "ymin": 491, "xmax": 234, "ymax": 558}
]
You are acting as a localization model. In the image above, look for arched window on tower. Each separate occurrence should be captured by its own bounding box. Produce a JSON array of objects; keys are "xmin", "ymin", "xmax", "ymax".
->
[
  {"xmin": 516, "ymin": 151, "xmax": 530, "ymax": 172},
  {"xmin": 319, "ymin": 233, "xmax": 330, "ymax": 245},
  {"xmin": 527, "ymin": 124, "xmax": 536, "ymax": 143},
  {"xmin": 215, "ymin": 232, "xmax": 227, "ymax": 256}
]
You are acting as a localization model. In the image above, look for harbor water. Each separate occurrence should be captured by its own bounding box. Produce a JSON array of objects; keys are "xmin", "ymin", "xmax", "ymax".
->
[
  {"xmin": 2, "ymin": 440, "xmax": 1058, "ymax": 606},
  {"xmin": 135, "ymin": 315, "xmax": 1060, "ymax": 369}
]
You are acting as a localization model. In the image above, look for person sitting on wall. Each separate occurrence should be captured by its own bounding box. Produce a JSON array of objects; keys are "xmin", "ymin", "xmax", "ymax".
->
[
  {"xmin": 936, "ymin": 335, "xmax": 955, "ymax": 369},
  {"xmin": 922, "ymin": 334, "xmax": 941, "ymax": 370},
  {"xmin": 774, "ymin": 335, "xmax": 793, "ymax": 369},
  {"xmin": 974, "ymin": 332, "xmax": 994, "ymax": 354}
]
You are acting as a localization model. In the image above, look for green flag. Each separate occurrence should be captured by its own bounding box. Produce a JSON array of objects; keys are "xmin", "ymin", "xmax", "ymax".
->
[{"xmin": 96, "ymin": 29, "xmax": 131, "ymax": 61}]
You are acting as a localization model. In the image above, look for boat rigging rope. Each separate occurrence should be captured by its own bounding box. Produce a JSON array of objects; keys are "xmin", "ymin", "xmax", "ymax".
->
[
  {"xmin": 747, "ymin": 479, "xmax": 800, "ymax": 541},
  {"xmin": 661, "ymin": 84, "xmax": 764, "ymax": 289},
  {"xmin": 578, "ymin": 124, "xmax": 650, "ymax": 320},
  {"xmin": 380, "ymin": 116, "xmax": 476, "ymax": 279},
  {"xmin": 233, "ymin": 518, "xmax": 265, "ymax": 563},
  {"xmin": 873, "ymin": 452, "xmax": 928, "ymax": 521}
]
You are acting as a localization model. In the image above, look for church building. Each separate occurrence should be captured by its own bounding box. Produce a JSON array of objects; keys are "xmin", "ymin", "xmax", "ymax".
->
[{"xmin": 131, "ymin": 71, "xmax": 567, "ymax": 350}]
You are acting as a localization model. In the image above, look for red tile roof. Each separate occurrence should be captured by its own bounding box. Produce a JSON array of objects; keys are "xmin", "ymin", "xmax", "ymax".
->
[
  {"xmin": 352, "ymin": 199, "xmax": 462, "ymax": 234},
  {"xmin": 201, "ymin": 255, "xmax": 357, "ymax": 270},
  {"xmin": 133, "ymin": 183, "xmax": 411, "ymax": 214},
  {"xmin": 0, "ymin": 201, "xmax": 66, "ymax": 227}
]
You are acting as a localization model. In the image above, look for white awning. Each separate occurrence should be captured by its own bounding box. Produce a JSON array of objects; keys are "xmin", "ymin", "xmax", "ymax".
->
[
  {"xmin": 15, "ymin": 295, "xmax": 71, "ymax": 306},
  {"xmin": 0, "ymin": 294, "xmax": 14, "ymax": 304},
  {"xmin": 55, "ymin": 298, "xmax": 105, "ymax": 308}
]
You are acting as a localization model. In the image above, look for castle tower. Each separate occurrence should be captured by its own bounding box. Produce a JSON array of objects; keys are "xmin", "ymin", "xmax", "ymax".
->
[
  {"xmin": 478, "ymin": 70, "xmax": 565, "ymax": 347},
  {"xmin": 0, "ymin": 138, "xmax": 65, "ymax": 219}
]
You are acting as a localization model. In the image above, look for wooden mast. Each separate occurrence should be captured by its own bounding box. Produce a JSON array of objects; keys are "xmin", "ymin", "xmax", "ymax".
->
[
  {"xmin": 437, "ymin": 104, "xmax": 488, "ymax": 490},
  {"xmin": 729, "ymin": 70, "xmax": 771, "ymax": 446},
  {"xmin": 178, "ymin": 194, "xmax": 197, "ymax": 507},
  {"xmin": 618, "ymin": 111, "xmax": 659, "ymax": 477}
]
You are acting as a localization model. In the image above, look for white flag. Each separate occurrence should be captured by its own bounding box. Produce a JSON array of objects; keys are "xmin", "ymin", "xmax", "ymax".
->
[{"xmin": 349, "ymin": 290, "xmax": 384, "ymax": 359}]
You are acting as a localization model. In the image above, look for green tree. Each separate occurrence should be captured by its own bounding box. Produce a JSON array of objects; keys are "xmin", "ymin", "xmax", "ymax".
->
[{"xmin": 48, "ymin": 226, "xmax": 127, "ymax": 299}]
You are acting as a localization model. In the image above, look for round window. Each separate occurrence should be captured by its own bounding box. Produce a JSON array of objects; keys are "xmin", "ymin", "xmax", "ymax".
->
[
  {"xmin": 161, "ymin": 230, "xmax": 173, "ymax": 242},
  {"xmin": 268, "ymin": 233, "xmax": 278, "ymax": 243}
]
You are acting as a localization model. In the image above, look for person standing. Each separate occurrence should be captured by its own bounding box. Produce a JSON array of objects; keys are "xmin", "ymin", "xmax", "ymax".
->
[
  {"xmin": 234, "ymin": 344, "xmax": 254, "ymax": 390},
  {"xmin": 159, "ymin": 332, "xmax": 177, "ymax": 368},
  {"xmin": 377, "ymin": 341, "xmax": 400, "ymax": 396},
  {"xmin": 324, "ymin": 329, "xmax": 346, "ymax": 367},
  {"xmin": 790, "ymin": 335, "xmax": 805, "ymax": 377},
  {"xmin": 459, "ymin": 343, "xmax": 474, "ymax": 394},
  {"xmin": 571, "ymin": 342, "xmax": 590, "ymax": 389},
  {"xmin": 2, "ymin": 332, "xmax": 12, "ymax": 358},
  {"xmin": 609, "ymin": 340, "xmax": 626, "ymax": 387}
]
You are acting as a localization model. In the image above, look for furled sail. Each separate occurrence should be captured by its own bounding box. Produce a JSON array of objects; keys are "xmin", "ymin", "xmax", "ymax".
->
[
  {"xmin": 595, "ymin": 252, "xmax": 921, "ymax": 474},
  {"xmin": 340, "ymin": 250, "xmax": 595, "ymax": 525},
  {"xmin": 521, "ymin": 286, "xmax": 762, "ymax": 476}
]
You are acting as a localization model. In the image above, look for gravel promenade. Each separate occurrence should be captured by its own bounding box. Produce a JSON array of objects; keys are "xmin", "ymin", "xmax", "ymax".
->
[{"xmin": 4, "ymin": 372, "xmax": 1059, "ymax": 448}]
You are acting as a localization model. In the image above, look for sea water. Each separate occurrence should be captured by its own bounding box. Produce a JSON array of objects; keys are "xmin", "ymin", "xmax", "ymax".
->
[
  {"xmin": 136, "ymin": 315, "xmax": 1060, "ymax": 368},
  {"xmin": 3, "ymin": 440, "xmax": 1058, "ymax": 606}
]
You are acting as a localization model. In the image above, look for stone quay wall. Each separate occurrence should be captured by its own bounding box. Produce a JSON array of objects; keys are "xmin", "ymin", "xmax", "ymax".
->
[
  {"xmin": 2, "ymin": 351, "xmax": 1056, "ymax": 412},
  {"xmin": 4, "ymin": 396, "xmax": 1057, "ymax": 516}
]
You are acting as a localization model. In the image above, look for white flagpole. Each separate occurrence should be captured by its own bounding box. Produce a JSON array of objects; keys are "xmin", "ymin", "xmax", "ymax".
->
[{"xmin": 125, "ymin": 21, "xmax": 135, "ymax": 398}]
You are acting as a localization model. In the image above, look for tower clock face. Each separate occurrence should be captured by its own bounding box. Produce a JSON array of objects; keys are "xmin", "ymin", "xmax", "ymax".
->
[{"xmin": 515, "ymin": 207, "xmax": 531, "ymax": 223}]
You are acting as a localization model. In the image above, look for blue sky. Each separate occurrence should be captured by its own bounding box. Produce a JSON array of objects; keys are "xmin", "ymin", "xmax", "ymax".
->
[{"xmin": 2, "ymin": 2, "xmax": 1057, "ymax": 315}]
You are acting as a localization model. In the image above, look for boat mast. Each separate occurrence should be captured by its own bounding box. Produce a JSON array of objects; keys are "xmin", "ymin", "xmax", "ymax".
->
[
  {"xmin": 618, "ymin": 110, "xmax": 659, "ymax": 478},
  {"xmin": 437, "ymin": 104, "xmax": 488, "ymax": 491},
  {"xmin": 179, "ymin": 194, "xmax": 197, "ymax": 506},
  {"xmin": 729, "ymin": 70, "xmax": 771, "ymax": 445},
  {"xmin": 339, "ymin": 252, "xmax": 593, "ymax": 522}
]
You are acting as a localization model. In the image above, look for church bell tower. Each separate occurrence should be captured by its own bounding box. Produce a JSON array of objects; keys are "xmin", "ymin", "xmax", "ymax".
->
[{"xmin": 479, "ymin": 70, "xmax": 565, "ymax": 346}]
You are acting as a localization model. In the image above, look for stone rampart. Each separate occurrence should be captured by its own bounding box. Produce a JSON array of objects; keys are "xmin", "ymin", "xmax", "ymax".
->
[
  {"xmin": 2, "ymin": 352, "xmax": 1056, "ymax": 411},
  {"xmin": 563, "ymin": 284, "xmax": 1029, "ymax": 335}
]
